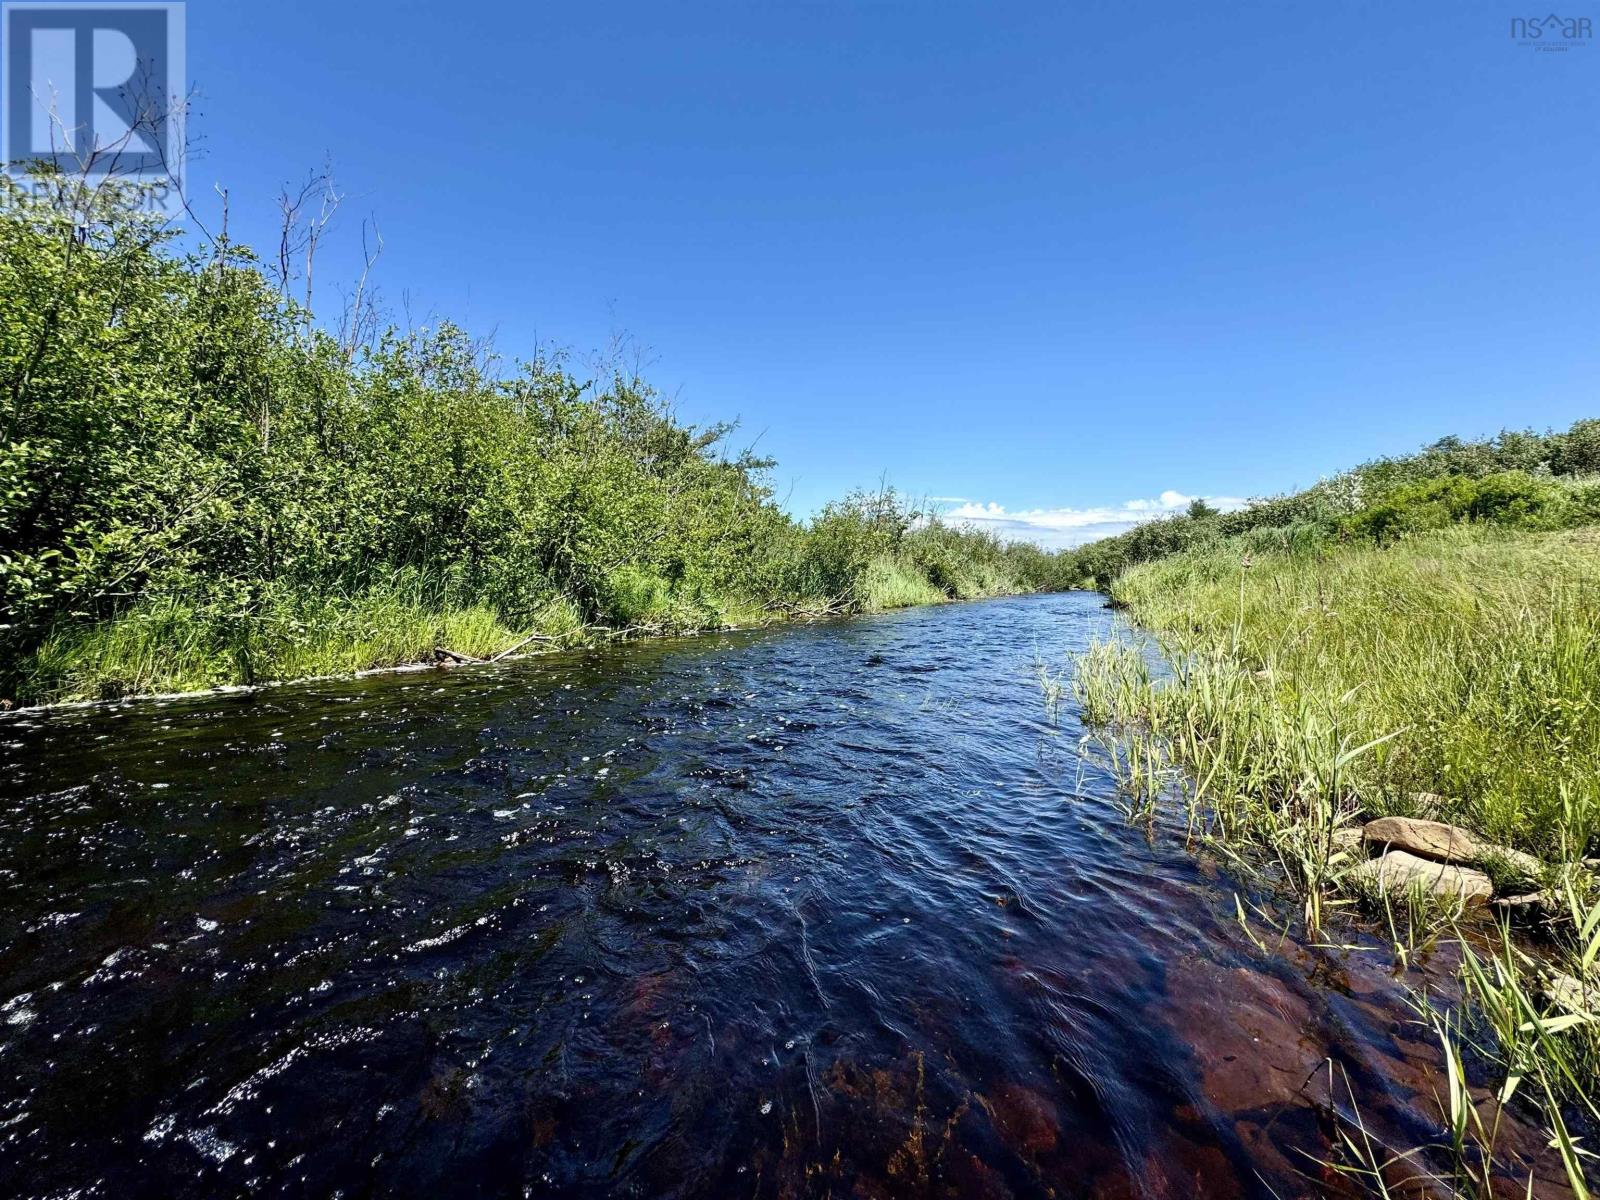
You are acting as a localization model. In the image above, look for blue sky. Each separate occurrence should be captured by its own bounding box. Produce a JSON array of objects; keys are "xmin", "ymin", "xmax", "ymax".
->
[{"xmin": 167, "ymin": 3, "xmax": 1599, "ymax": 544}]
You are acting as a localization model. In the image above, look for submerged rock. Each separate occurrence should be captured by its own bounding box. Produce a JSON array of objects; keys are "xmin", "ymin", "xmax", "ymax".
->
[
  {"xmin": 1544, "ymin": 971, "xmax": 1593, "ymax": 1016},
  {"xmin": 1350, "ymin": 850, "xmax": 1493, "ymax": 906},
  {"xmin": 1490, "ymin": 891, "xmax": 1559, "ymax": 919}
]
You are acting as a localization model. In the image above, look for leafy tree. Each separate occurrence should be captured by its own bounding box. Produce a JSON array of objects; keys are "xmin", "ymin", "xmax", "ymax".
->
[{"xmin": 0, "ymin": 179, "xmax": 1068, "ymax": 701}]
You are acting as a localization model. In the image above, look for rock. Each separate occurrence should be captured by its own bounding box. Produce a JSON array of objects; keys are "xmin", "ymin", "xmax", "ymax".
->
[
  {"xmin": 1364, "ymin": 816, "xmax": 1477, "ymax": 862},
  {"xmin": 1362, "ymin": 815, "xmax": 1544, "ymax": 886},
  {"xmin": 1490, "ymin": 891, "xmax": 1558, "ymax": 917},
  {"xmin": 1544, "ymin": 971, "xmax": 1592, "ymax": 1016},
  {"xmin": 1350, "ymin": 850, "xmax": 1493, "ymax": 906},
  {"xmin": 1472, "ymin": 843, "xmax": 1545, "ymax": 886}
]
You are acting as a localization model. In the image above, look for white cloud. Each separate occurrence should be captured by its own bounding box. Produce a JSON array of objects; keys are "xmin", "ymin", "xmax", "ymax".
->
[{"xmin": 942, "ymin": 491, "xmax": 1249, "ymax": 549}]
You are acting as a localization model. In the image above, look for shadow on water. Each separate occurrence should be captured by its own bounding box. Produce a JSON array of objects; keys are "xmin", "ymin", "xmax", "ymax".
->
[{"xmin": 0, "ymin": 594, "xmax": 1565, "ymax": 1197}]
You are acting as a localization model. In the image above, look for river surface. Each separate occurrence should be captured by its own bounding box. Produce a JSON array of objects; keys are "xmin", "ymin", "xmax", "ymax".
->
[{"xmin": 0, "ymin": 593, "xmax": 1562, "ymax": 1198}]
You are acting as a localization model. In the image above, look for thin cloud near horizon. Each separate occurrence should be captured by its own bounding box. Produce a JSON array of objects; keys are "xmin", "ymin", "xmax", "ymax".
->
[{"xmin": 941, "ymin": 490, "xmax": 1249, "ymax": 549}]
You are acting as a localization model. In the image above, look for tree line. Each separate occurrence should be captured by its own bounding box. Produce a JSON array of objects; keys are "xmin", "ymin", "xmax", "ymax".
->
[
  {"xmin": 0, "ymin": 175, "xmax": 1069, "ymax": 702},
  {"xmin": 1063, "ymin": 421, "xmax": 1600, "ymax": 588}
]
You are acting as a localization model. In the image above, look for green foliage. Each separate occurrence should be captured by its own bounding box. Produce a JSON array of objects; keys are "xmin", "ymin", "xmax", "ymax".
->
[
  {"xmin": 772, "ymin": 485, "xmax": 1057, "ymax": 611},
  {"xmin": 856, "ymin": 555, "xmax": 948, "ymax": 610},
  {"xmin": 1340, "ymin": 470, "xmax": 1575, "ymax": 542},
  {"xmin": 1064, "ymin": 421, "xmax": 1600, "ymax": 587},
  {"xmin": 1069, "ymin": 509, "xmax": 1224, "ymax": 588},
  {"xmin": 1097, "ymin": 526, "xmax": 1600, "ymax": 858},
  {"xmin": 1552, "ymin": 418, "xmax": 1600, "ymax": 476},
  {"xmin": 0, "ymin": 178, "xmax": 1067, "ymax": 703}
]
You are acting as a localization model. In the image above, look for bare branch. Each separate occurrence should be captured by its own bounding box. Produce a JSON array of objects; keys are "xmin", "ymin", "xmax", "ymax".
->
[{"xmin": 339, "ymin": 214, "xmax": 384, "ymax": 358}]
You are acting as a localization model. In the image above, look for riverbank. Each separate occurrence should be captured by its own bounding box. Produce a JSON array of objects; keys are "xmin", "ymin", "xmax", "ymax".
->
[
  {"xmin": 1087, "ymin": 524, "xmax": 1599, "ymax": 857},
  {"xmin": 14, "ymin": 565, "xmax": 1042, "ymax": 708},
  {"xmin": 1, "ymin": 182, "xmax": 1073, "ymax": 708},
  {"xmin": 1069, "ymin": 523, "xmax": 1600, "ymax": 1195}
]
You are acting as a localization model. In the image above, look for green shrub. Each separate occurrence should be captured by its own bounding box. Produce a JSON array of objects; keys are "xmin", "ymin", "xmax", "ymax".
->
[
  {"xmin": 0, "ymin": 178, "xmax": 1068, "ymax": 702},
  {"xmin": 1341, "ymin": 470, "xmax": 1572, "ymax": 542},
  {"xmin": 1064, "ymin": 425, "xmax": 1600, "ymax": 587}
]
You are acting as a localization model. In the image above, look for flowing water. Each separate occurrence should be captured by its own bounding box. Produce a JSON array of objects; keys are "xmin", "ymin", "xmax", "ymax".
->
[{"xmin": 0, "ymin": 593, "xmax": 1561, "ymax": 1198}]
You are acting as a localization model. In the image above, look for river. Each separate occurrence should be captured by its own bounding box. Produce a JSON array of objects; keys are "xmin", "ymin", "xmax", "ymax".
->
[{"xmin": 0, "ymin": 593, "xmax": 1563, "ymax": 1197}]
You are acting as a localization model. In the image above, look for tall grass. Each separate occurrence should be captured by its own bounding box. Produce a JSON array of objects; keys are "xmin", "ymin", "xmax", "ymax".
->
[
  {"xmin": 1087, "ymin": 526, "xmax": 1600, "ymax": 860},
  {"xmin": 25, "ymin": 578, "xmax": 586, "ymax": 700},
  {"xmin": 1063, "ymin": 424, "xmax": 1600, "ymax": 589},
  {"xmin": 18, "ymin": 541, "xmax": 1033, "ymax": 704},
  {"xmin": 1070, "ymin": 523, "xmax": 1600, "ymax": 1195},
  {"xmin": 856, "ymin": 555, "xmax": 951, "ymax": 611},
  {"xmin": 21, "ymin": 531, "xmax": 1033, "ymax": 703}
]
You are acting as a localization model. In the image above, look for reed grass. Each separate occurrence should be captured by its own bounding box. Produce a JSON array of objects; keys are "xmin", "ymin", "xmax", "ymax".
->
[
  {"xmin": 1080, "ymin": 525, "xmax": 1600, "ymax": 861},
  {"xmin": 25, "ymin": 583, "xmax": 586, "ymax": 700},
  {"xmin": 24, "ymin": 542, "xmax": 1026, "ymax": 703},
  {"xmin": 1068, "ymin": 523, "xmax": 1600, "ymax": 1196},
  {"xmin": 856, "ymin": 554, "xmax": 951, "ymax": 611},
  {"xmin": 1340, "ymin": 889, "xmax": 1600, "ymax": 1200}
]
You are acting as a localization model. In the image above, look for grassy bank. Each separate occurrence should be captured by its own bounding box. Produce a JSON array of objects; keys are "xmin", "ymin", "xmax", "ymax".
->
[
  {"xmin": 1060, "ymin": 423, "xmax": 1600, "ymax": 590},
  {"xmin": 1088, "ymin": 526, "xmax": 1600, "ymax": 857},
  {"xmin": 20, "ymin": 543, "xmax": 1026, "ymax": 704},
  {"xmin": 1070, "ymin": 524, "xmax": 1600, "ymax": 1195},
  {"xmin": 0, "ymin": 176, "xmax": 1066, "ymax": 705}
]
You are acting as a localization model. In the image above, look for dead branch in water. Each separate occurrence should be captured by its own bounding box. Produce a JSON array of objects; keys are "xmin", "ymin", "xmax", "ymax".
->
[
  {"xmin": 763, "ymin": 598, "xmax": 851, "ymax": 619},
  {"xmin": 488, "ymin": 632, "xmax": 560, "ymax": 662}
]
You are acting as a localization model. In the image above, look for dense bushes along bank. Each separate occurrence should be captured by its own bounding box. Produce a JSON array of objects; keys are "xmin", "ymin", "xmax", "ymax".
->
[
  {"xmin": 1060, "ymin": 419, "xmax": 1600, "ymax": 588},
  {"xmin": 0, "ymin": 179, "xmax": 1070, "ymax": 704}
]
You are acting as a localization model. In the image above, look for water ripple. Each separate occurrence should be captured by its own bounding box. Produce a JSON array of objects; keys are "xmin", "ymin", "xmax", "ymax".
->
[{"xmin": 0, "ymin": 594, "xmax": 1533, "ymax": 1198}]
